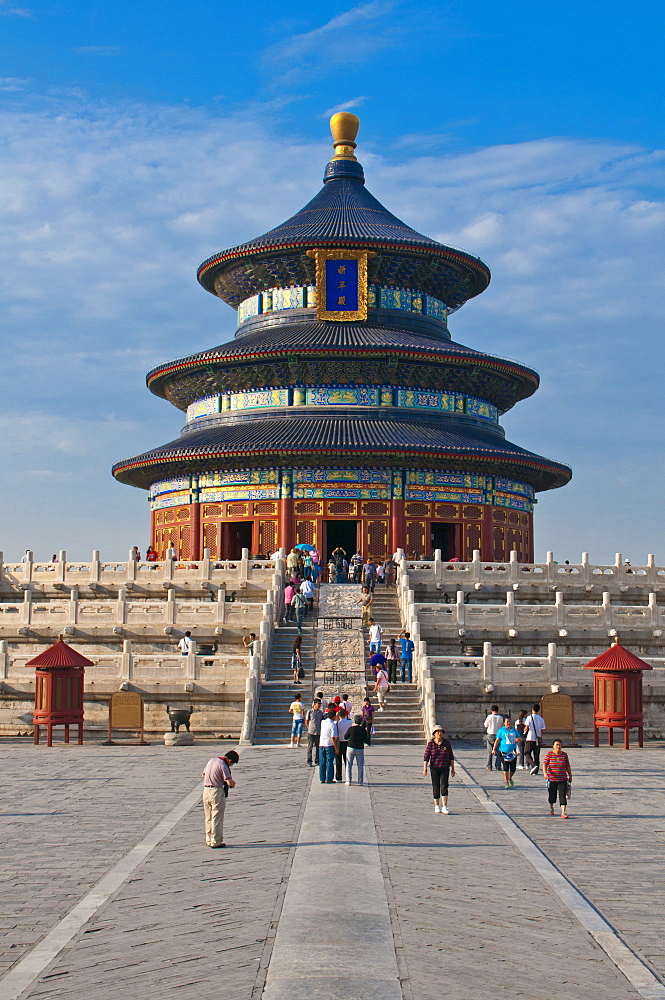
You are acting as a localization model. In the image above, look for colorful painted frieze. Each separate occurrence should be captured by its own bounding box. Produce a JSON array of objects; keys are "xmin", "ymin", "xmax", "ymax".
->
[
  {"xmin": 198, "ymin": 487, "xmax": 280, "ymax": 502},
  {"xmin": 229, "ymin": 388, "xmax": 289, "ymax": 411},
  {"xmin": 306, "ymin": 386, "xmax": 379, "ymax": 406},
  {"xmin": 494, "ymin": 476, "xmax": 535, "ymax": 499},
  {"xmin": 236, "ymin": 285, "xmax": 449, "ymax": 326},
  {"xmin": 186, "ymin": 396, "xmax": 220, "ymax": 421},
  {"xmin": 405, "ymin": 488, "xmax": 488, "ymax": 503},
  {"xmin": 294, "ymin": 486, "xmax": 391, "ymax": 500},
  {"xmin": 493, "ymin": 493, "xmax": 534, "ymax": 512},
  {"xmin": 149, "ymin": 476, "xmax": 190, "ymax": 497},
  {"xmin": 293, "ymin": 468, "xmax": 391, "ymax": 485},
  {"xmin": 199, "ymin": 469, "xmax": 278, "ymax": 487},
  {"xmin": 407, "ymin": 471, "xmax": 492, "ymax": 489},
  {"xmin": 150, "ymin": 490, "xmax": 191, "ymax": 510}
]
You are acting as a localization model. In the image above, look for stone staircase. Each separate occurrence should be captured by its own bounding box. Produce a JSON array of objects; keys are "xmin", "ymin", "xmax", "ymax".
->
[
  {"xmin": 252, "ymin": 614, "xmax": 317, "ymax": 745},
  {"xmin": 364, "ymin": 585, "xmax": 426, "ymax": 745}
]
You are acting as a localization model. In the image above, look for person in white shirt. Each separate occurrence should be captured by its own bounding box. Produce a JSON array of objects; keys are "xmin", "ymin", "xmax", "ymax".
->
[
  {"xmin": 177, "ymin": 631, "xmax": 195, "ymax": 655},
  {"xmin": 318, "ymin": 709, "xmax": 339, "ymax": 784},
  {"xmin": 335, "ymin": 709, "xmax": 353, "ymax": 781},
  {"xmin": 341, "ymin": 693, "xmax": 353, "ymax": 716},
  {"xmin": 368, "ymin": 620, "xmax": 383, "ymax": 654},
  {"xmin": 483, "ymin": 705, "xmax": 504, "ymax": 770},
  {"xmin": 524, "ymin": 703, "xmax": 546, "ymax": 774},
  {"xmin": 300, "ymin": 577, "xmax": 315, "ymax": 614}
]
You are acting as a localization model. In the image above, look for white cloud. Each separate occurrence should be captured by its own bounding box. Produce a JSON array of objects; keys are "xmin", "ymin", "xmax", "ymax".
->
[
  {"xmin": 0, "ymin": 77, "xmax": 30, "ymax": 91},
  {"xmin": 322, "ymin": 96, "xmax": 368, "ymax": 117},
  {"xmin": 75, "ymin": 46, "xmax": 122, "ymax": 55},
  {"xmin": 0, "ymin": 100, "xmax": 662, "ymax": 560},
  {"xmin": 263, "ymin": 1, "xmax": 399, "ymax": 82},
  {"xmin": 0, "ymin": 0, "xmax": 31, "ymax": 16}
]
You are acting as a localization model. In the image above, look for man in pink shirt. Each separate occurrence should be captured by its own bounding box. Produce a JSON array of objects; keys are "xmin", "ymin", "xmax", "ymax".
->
[
  {"xmin": 283, "ymin": 582, "xmax": 296, "ymax": 622},
  {"xmin": 202, "ymin": 749, "xmax": 239, "ymax": 848}
]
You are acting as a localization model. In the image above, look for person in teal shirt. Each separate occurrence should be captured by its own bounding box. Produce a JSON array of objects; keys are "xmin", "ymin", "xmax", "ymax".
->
[{"xmin": 493, "ymin": 716, "xmax": 519, "ymax": 788}]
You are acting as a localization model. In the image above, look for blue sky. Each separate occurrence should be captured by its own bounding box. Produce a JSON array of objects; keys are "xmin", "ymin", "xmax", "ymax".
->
[{"xmin": 0, "ymin": 0, "xmax": 664, "ymax": 562}]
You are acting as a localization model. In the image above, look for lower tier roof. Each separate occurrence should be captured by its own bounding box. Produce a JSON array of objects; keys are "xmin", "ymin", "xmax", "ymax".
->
[{"xmin": 112, "ymin": 412, "xmax": 571, "ymax": 492}]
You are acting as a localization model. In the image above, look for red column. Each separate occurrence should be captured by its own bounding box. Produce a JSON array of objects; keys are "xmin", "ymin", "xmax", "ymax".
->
[
  {"xmin": 390, "ymin": 500, "xmax": 405, "ymax": 556},
  {"xmin": 278, "ymin": 499, "xmax": 293, "ymax": 553},
  {"xmin": 190, "ymin": 502, "xmax": 201, "ymax": 560}
]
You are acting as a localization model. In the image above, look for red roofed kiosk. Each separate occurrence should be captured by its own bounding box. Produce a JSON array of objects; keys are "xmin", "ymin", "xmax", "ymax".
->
[
  {"xmin": 26, "ymin": 639, "xmax": 93, "ymax": 746},
  {"xmin": 583, "ymin": 638, "xmax": 652, "ymax": 749}
]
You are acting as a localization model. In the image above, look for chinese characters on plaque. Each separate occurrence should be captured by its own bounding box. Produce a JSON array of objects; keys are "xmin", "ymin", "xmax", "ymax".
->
[{"xmin": 307, "ymin": 249, "xmax": 373, "ymax": 321}]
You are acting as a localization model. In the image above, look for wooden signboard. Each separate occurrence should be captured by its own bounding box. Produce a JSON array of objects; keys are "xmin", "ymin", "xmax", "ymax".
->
[
  {"xmin": 541, "ymin": 693, "xmax": 575, "ymax": 742},
  {"xmin": 104, "ymin": 691, "xmax": 148, "ymax": 744}
]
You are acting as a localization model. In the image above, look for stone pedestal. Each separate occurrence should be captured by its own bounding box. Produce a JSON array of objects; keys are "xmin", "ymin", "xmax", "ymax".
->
[{"xmin": 164, "ymin": 731, "xmax": 195, "ymax": 746}]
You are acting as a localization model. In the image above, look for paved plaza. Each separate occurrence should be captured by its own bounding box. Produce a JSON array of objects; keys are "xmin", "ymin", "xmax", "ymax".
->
[{"xmin": 1, "ymin": 737, "xmax": 664, "ymax": 1000}]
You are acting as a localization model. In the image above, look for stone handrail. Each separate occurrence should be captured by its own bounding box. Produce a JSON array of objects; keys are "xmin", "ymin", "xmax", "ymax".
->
[
  {"xmin": 423, "ymin": 641, "xmax": 665, "ymax": 691},
  {"xmin": 396, "ymin": 552, "xmax": 436, "ymax": 734},
  {"xmin": 0, "ymin": 548, "xmax": 278, "ymax": 594},
  {"xmin": 240, "ymin": 556, "xmax": 286, "ymax": 744},
  {"xmin": 0, "ymin": 592, "xmax": 268, "ymax": 633},
  {"xmin": 415, "ymin": 591, "xmax": 663, "ymax": 634},
  {"xmin": 403, "ymin": 550, "xmax": 664, "ymax": 592}
]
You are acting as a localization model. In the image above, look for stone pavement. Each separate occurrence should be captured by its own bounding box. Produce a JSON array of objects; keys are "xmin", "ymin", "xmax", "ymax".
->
[{"xmin": 0, "ymin": 736, "xmax": 663, "ymax": 1000}]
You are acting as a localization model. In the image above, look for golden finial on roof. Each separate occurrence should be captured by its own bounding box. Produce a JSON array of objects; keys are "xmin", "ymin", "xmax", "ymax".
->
[
  {"xmin": 330, "ymin": 112, "xmax": 360, "ymax": 161},
  {"xmin": 612, "ymin": 634, "xmax": 620, "ymax": 645}
]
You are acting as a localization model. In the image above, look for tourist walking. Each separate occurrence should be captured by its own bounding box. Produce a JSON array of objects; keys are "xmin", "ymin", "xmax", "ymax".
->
[
  {"xmin": 363, "ymin": 559, "xmax": 377, "ymax": 592},
  {"xmin": 385, "ymin": 637, "xmax": 399, "ymax": 684},
  {"xmin": 341, "ymin": 692, "xmax": 353, "ymax": 715},
  {"xmin": 361, "ymin": 697, "xmax": 375, "ymax": 742},
  {"xmin": 373, "ymin": 663, "xmax": 390, "ymax": 711},
  {"xmin": 524, "ymin": 703, "xmax": 546, "ymax": 774},
  {"xmin": 384, "ymin": 557, "xmax": 397, "ymax": 587},
  {"xmin": 355, "ymin": 587, "xmax": 373, "ymax": 626},
  {"xmin": 398, "ymin": 628, "xmax": 415, "ymax": 682},
  {"xmin": 543, "ymin": 739, "xmax": 572, "ymax": 817},
  {"xmin": 291, "ymin": 636, "xmax": 304, "ymax": 684},
  {"xmin": 319, "ymin": 708, "xmax": 339, "ymax": 783},
  {"xmin": 515, "ymin": 710, "xmax": 527, "ymax": 768},
  {"xmin": 283, "ymin": 581, "xmax": 295, "ymax": 622},
  {"xmin": 368, "ymin": 619, "xmax": 383, "ymax": 654},
  {"xmin": 346, "ymin": 715, "xmax": 370, "ymax": 784},
  {"xmin": 300, "ymin": 576, "xmax": 316, "ymax": 614},
  {"xmin": 493, "ymin": 715, "xmax": 519, "ymax": 788},
  {"xmin": 369, "ymin": 649, "xmax": 387, "ymax": 680},
  {"xmin": 423, "ymin": 725, "xmax": 456, "ymax": 813},
  {"xmin": 351, "ymin": 550, "xmax": 363, "ymax": 584},
  {"xmin": 289, "ymin": 692, "xmax": 305, "ymax": 747},
  {"xmin": 483, "ymin": 704, "xmax": 504, "ymax": 770},
  {"xmin": 335, "ymin": 708, "xmax": 353, "ymax": 781},
  {"xmin": 305, "ymin": 698, "xmax": 324, "ymax": 766},
  {"xmin": 292, "ymin": 591, "xmax": 307, "ymax": 634},
  {"xmin": 202, "ymin": 749, "xmax": 239, "ymax": 848},
  {"xmin": 178, "ymin": 630, "xmax": 195, "ymax": 655}
]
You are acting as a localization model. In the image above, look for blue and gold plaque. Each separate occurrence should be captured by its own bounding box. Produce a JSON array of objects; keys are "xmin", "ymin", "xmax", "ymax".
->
[{"xmin": 307, "ymin": 248, "xmax": 374, "ymax": 321}]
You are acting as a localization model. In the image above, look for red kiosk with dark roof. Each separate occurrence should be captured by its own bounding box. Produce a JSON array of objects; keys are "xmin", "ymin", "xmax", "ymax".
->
[
  {"xmin": 26, "ymin": 639, "xmax": 93, "ymax": 746},
  {"xmin": 583, "ymin": 638, "xmax": 652, "ymax": 749}
]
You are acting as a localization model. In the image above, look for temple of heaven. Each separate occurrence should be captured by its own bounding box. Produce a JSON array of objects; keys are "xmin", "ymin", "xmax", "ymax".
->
[{"xmin": 113, "ymin": 113, "xmax": 571, "ymax": 562}]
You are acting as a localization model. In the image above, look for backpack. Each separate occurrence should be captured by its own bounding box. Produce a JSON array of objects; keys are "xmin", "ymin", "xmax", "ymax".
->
[{"xmin": 297, "ymin": 666, "xmax": 305, "ymax": 679}]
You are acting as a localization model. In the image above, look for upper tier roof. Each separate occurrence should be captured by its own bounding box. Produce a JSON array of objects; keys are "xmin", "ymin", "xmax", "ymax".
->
[{"xmin": 197, "ymin": 123, "xmax": 490, "ymax": 310}]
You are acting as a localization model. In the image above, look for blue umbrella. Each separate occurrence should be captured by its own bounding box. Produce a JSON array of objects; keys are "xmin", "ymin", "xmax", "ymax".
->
[{"xmin": 294, "ymin": 543, "xmax": 316, "ymax": 551}]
